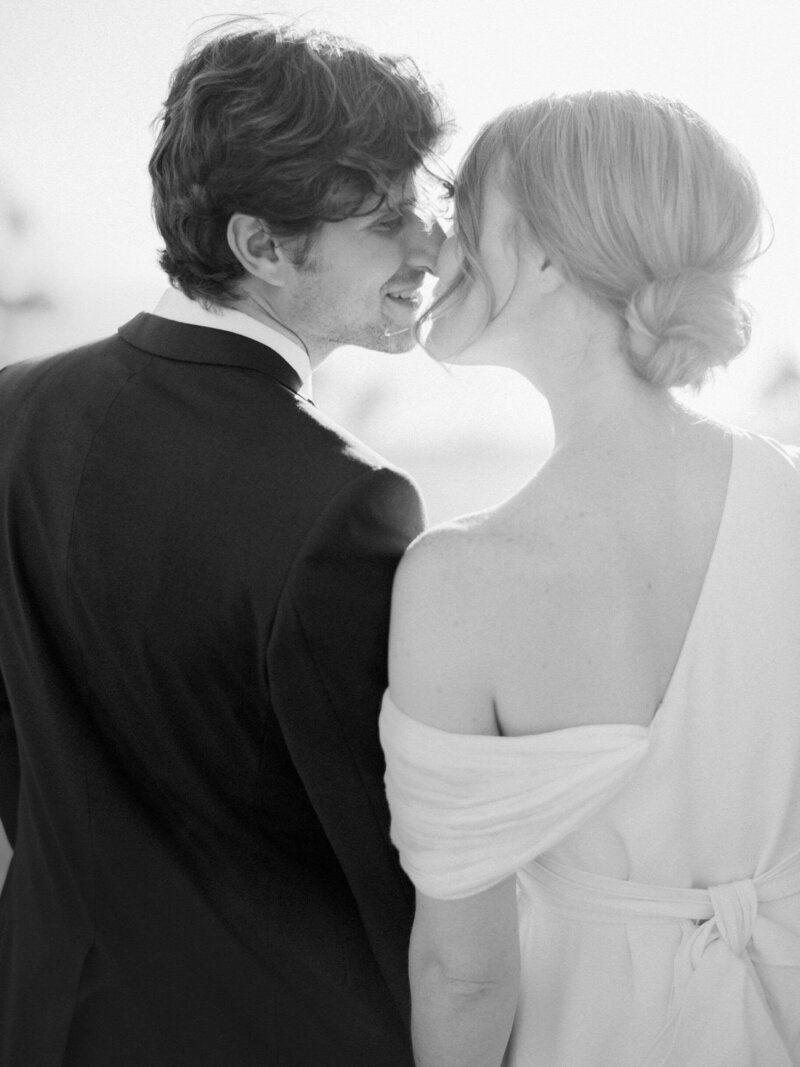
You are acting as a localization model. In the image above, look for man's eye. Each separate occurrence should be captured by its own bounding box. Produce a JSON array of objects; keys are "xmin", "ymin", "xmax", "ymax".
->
[{"xmin": 374, "ymin": 215, "xmax": 405, "ymax": 233}]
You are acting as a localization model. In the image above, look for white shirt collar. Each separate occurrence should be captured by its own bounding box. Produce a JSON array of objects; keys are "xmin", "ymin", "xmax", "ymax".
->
[{"xmin": 152, "ymin": 287, "xmax": 313, "ymax": 398}]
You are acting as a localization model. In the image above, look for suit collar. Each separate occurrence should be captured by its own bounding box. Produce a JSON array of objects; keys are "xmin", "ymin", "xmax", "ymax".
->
[
  {"xmin": 118, "ymin": 313, "xmax": 304, "ymax": 396},
  {"xmin": 151, "ymin": 287, "xmax": 312, "ymax": 396}
]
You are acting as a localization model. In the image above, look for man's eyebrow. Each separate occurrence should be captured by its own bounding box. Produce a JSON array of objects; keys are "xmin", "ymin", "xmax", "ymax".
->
[{"xmin": 376, "ymin": 198, "xmax": 415, "ymax": 215}]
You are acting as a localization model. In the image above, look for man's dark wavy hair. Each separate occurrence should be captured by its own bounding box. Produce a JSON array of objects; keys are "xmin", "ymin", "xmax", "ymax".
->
[{"xmin": 149, "ymin": 19, "xmax": 450, "ymax": 305}]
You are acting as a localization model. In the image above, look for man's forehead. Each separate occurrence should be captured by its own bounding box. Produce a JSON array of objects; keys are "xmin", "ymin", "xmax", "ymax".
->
[
  {"xmin": 384, "ymin": 172, "xmax": 450, "ymax": 216},
  {"xmin": 375, "ymin": 177, "xmax": 419, "ymax": 212},
  {"xmin": 347, "ymin": 170, "xmax": 450, "ymax": 224}
]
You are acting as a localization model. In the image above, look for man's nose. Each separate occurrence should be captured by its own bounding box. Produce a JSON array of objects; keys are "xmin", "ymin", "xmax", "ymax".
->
[{"xmin": 405, "ymin": 216, "xmax": 447, "ymax": 272}]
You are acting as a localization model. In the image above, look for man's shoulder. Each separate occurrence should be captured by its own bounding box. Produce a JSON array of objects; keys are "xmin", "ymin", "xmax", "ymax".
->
[
  {"xmin": 0, "ymin": 325, "xmax": 422, "ymax": 515},
  {"xmin": 291, "ymin": 396, "xmax": 414, "ymax": 494},
  {"xmin": 1, "ymin": 329, "xmax": 145, "ymax": 386},
  {"xmin": 0, "ymin": 332, "xmax": 148, "ymax": 420}
]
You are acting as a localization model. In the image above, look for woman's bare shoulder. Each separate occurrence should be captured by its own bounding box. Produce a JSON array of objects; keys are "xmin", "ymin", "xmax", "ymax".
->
[
  {"xmin": 388, "ymin": 509, "xmax": 510, "ymax": 735},
  {"xmin": 397, "ymin": 506, "xmax": 505, "ymax": 583}
]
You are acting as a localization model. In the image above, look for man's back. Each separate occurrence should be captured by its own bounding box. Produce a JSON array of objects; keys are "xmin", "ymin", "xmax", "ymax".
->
[{"xmin": 0, "ymin": 318, "xmax": 422, "ymax": 1065}]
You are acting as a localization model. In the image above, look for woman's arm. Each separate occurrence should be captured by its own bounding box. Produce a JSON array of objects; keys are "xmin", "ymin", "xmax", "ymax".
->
[
  {"xmin": 388, "ymin": 530, "xmax": 520, "ymax": 1063},
  {"xmin": 410, "ymin": 880, "xmax": 520, "ymax": 1067}
]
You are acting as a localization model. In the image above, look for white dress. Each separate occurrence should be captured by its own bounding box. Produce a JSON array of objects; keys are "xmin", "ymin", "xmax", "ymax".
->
[{"xmin": 380, "ymin": 432, "xmax": 800, "ymax": 1066}]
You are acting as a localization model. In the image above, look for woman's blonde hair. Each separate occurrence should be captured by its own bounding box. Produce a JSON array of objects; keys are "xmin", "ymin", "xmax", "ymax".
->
[{"xmin": 424, "ymin": 91, "xmax": 766, "ymax": 389}]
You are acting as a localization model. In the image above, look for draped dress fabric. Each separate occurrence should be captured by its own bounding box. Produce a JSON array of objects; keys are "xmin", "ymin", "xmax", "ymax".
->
[{"xmin": 380, "ymin": 432, "xmax": 800, "ymax": 1066}]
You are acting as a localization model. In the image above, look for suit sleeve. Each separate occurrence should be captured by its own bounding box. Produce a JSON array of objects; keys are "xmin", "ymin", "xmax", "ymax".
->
[
  {"xmin": 267, "ymin": 464, "xmax": 425, "ymax": 1017},
  {"xmin": 0, "ymin": 670, "xmax": 19, "ymax": 850}
]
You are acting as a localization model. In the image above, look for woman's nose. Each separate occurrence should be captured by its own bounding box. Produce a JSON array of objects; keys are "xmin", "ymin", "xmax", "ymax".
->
[{"xmin": 405, "ymin": 215, "xmax": 447, "ymax": 272}]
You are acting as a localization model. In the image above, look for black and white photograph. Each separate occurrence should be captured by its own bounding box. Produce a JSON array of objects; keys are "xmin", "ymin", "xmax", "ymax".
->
[{"xmin": 1, "ymin": 1, "xmax": 799, "ymax": 1063}]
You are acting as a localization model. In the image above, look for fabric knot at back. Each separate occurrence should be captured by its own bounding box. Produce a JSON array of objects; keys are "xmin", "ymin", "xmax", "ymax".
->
[
  {"xmin": 692, "ymin": 877, "xmax": 757, "ymax": 963},
  {"xmin": 525, "ymin": 848, "xmax": 800, "ymax": 1066}
]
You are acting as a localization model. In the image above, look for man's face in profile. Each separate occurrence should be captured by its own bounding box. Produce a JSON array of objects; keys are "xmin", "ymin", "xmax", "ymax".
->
[{"xmin": 282, "ymin": 178, "xmax": 446, "ymax": 357}]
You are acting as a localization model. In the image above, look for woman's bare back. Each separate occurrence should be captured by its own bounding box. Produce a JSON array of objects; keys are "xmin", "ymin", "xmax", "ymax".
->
[{"xmin": 389, "ymin": 412, "xmax": 733, "ymax": 739}]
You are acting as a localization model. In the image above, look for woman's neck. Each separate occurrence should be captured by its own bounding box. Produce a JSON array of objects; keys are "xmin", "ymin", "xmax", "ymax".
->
[
  {"xmin": 548, "ymin": 357, "xmax": 679, "ymax": 451},
  {"xmin": 504, "ymin": 317, "xmax": 678, "ymax": 452}
]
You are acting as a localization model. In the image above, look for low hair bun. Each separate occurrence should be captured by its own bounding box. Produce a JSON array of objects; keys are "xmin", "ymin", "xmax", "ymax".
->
[{"xmin": 624, "ymin": 269, "xmax": 752, "ymax": 390}]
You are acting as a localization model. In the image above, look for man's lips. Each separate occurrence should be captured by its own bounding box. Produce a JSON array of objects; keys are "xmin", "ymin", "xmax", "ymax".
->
[
  {"xmin": 384, "ymin": 289, "xmax": 422, "ymax": 306},
  {"xmin": 383, "ymin": 274, "xmax": 427, "ymax": 306}
]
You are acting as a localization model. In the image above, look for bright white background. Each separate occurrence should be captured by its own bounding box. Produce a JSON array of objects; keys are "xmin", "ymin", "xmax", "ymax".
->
[{"xmin": 1, "ymin": 0, "xmax": 799, "ymax": 873}]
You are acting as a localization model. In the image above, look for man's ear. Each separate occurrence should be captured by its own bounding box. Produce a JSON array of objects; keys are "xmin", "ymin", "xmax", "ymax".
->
[{"xmin": 227, "ymin": 214, "xmax": 291, "ymax": 286}]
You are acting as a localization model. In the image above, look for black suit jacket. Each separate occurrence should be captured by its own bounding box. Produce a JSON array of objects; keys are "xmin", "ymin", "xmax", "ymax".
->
[{"xmin": 0, "ymin": 314, "xmax": 424, "ymax": 1066}]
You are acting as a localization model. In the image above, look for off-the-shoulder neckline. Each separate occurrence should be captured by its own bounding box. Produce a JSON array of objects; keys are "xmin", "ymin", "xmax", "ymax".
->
[{"xmin": 381, "ymin": 691, "xmax": 650, "ymax": 744}]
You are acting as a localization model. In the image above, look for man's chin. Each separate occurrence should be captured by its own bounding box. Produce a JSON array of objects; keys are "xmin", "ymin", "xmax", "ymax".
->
[
  {"xmin": 329, "ymin": 322, "xmax": 418, "ymax": 355},
  {"xmin": 344, "ymin": 327, "xmax": 417, "ymax": 354},
  {"xmin": 381, "ymin": 310, "xmax": 426, "ymax": 351},
  {"xmin": 377, "ymin": 327, "xmax": 416, "ymax": 354}
]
